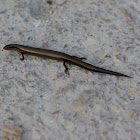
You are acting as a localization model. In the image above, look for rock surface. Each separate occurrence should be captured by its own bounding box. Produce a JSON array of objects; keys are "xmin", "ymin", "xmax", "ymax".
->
[{"xmin": 0, "ymin": 0, "xmax": 140, "ymax": 140}]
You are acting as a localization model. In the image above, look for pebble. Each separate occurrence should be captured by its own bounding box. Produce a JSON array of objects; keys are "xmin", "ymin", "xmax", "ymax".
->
[
  {"xmin": 129, "ymin": 96, "xmax": 135, "ymax": 100},
  {"xmin": 0, "ymin": 125, "xmax": 23, "ymax": 140}
]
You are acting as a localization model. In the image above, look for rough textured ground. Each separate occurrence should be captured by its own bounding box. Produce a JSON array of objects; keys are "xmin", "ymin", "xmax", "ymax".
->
[{"xmin": 0, "ymin": 0, "xmax": 140, "ymax": 140}]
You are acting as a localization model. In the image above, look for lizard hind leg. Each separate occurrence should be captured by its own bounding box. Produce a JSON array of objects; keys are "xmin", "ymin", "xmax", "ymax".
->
[{"xmin": 63, "ymin": 60, "xmax": 70, "ymax": 77}]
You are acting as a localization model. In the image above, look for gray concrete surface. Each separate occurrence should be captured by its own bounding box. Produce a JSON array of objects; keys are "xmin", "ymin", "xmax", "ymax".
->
[{"xmin": 0, "ymin": 0, "xmax": 140, "ymax": 140}]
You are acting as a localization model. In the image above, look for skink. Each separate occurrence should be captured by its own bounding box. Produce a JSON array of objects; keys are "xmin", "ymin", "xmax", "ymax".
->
[{"xmin": 3, "ymin": 44, "xmax": 131, "ymax": 78}]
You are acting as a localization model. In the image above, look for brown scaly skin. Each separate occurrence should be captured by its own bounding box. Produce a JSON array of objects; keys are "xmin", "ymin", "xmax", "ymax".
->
[{"xmin": 3, "ymin": 44, "xmax": 132, "ymax": 78}]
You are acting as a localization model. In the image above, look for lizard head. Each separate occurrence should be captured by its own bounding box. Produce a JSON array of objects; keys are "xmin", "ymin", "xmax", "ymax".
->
[{"xmin": 3, "ymin": 44, "xmax": 21, "ymax": 51}]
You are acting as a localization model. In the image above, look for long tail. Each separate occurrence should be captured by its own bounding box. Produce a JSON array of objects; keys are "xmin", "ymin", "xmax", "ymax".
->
[
  {"xmin": 90, "ymin": 66, "xmax": 132, "ymax": 78},
  {"xmin": 69, "ymin": 57, "xmax": 132, "ymax": 78}
]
